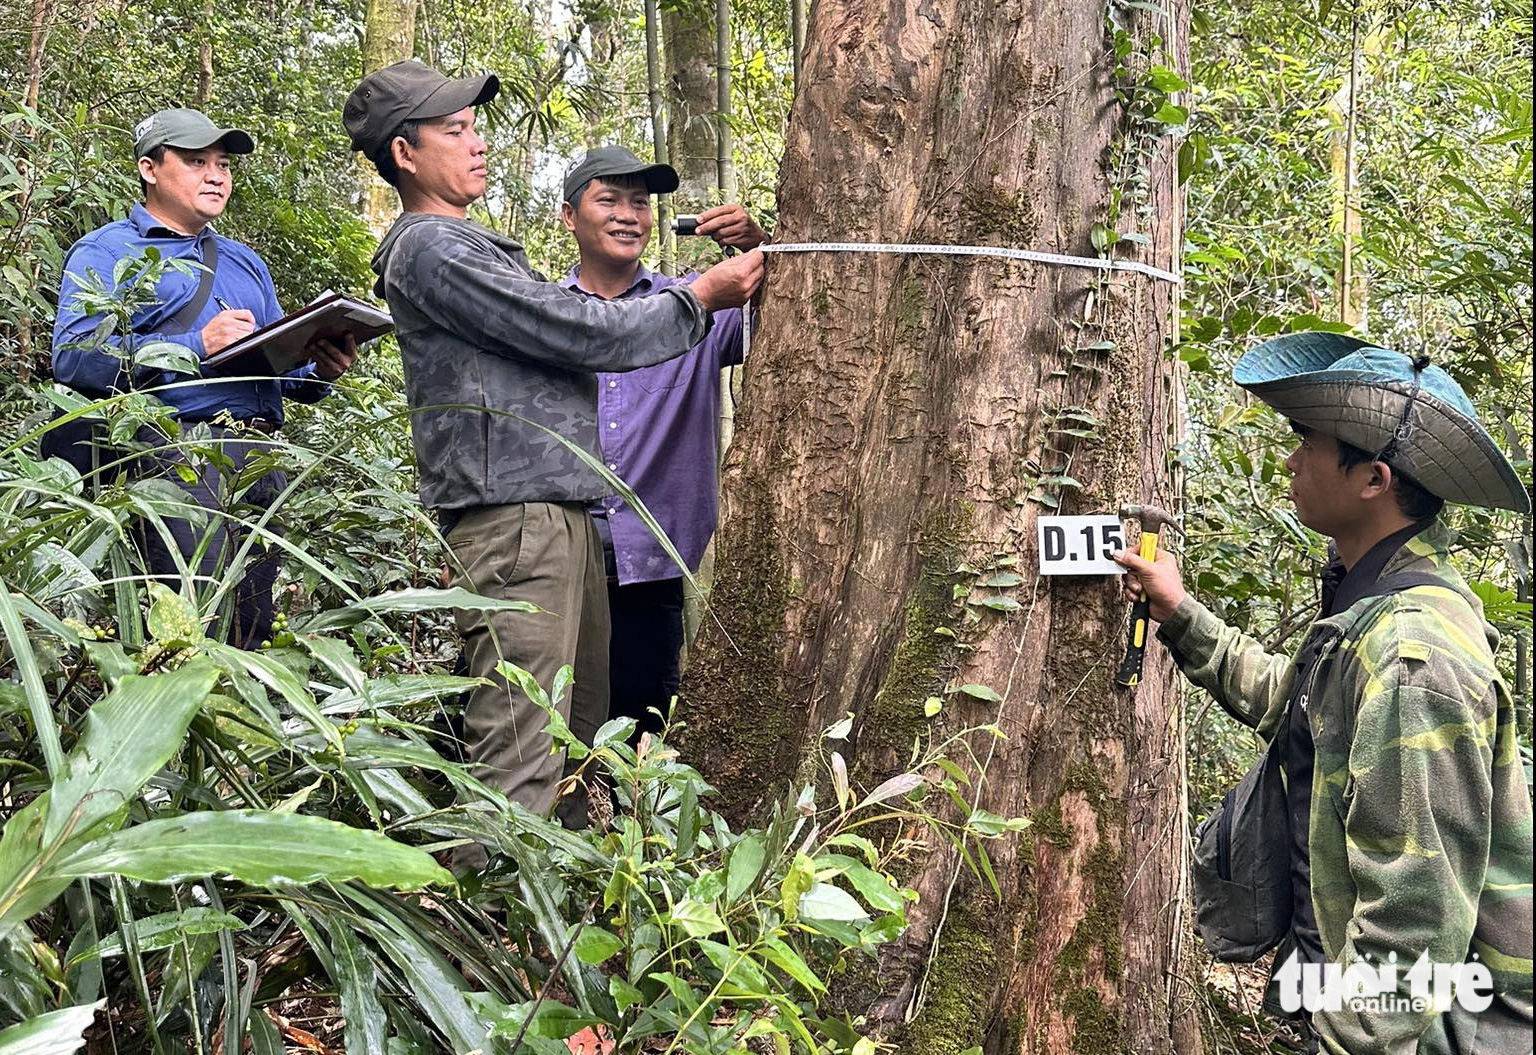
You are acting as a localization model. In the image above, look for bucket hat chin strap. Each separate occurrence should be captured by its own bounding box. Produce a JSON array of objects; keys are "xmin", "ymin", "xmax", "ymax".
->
[{"xmin": 1374, "ymin": 352, "xmax": 1432, "ymax": 466}]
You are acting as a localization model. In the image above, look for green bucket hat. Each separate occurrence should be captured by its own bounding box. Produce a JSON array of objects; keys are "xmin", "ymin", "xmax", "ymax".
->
[{"xmin": 1233, "ymin": 332, "xmax": 1530, "ymax": 514}]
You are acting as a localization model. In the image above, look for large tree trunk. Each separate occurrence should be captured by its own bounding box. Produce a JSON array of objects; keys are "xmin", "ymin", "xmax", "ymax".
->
[
  {"xmin": 677, "ymin": 0, "xmax": 1199, "ymax": 1051},
  {"xmin": 357, "ymin": 0, "xmax": 418, "ymax": 235}
]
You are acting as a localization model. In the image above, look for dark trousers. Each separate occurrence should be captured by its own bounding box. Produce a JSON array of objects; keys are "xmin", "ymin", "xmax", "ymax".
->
[
  {"xmin": 139, "ymin": 426, "xmax": 284, "ymax": 649},
  {"xmin": 606, "ymin": 575, "xmax": 686, "ymax": 741}
]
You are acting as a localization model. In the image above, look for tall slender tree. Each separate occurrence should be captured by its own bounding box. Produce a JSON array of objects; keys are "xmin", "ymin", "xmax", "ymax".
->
[
  {"xmin": 357, "ymin": 0, "xmax": 418, "ymax": 234},
  {"xmin": 678, "ymin": 0, "xmax": 1201, "ymax": 1049}
]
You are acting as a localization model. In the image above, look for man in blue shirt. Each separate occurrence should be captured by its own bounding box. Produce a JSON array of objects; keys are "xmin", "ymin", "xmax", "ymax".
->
[
  {"xmin": 51, "ymin": 108, "xmax": 357, "ymax": 645},
  {"xmin": 559, "ymin": 146, "xmax": 768, "ymax": 741}
]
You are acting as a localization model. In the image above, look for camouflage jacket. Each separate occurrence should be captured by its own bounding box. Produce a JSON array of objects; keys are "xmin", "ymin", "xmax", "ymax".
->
[
  {"xmin": 1160, "ymin": 520, "xmax": 1534, "ymax": 1053},
  {"xmin": 371, "ymin": 213, "xmax": 711, "ymax": 509}
]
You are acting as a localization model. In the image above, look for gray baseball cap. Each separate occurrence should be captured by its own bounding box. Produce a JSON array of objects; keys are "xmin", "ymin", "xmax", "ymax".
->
[
  {"xmin": 133, "ymin": 108, "xmax": 254, "ymax": 159},
  {"xmin": 563, "ymin": 146, "xmax": 678, "ymax": 202},
  {"xmin": 344, "ymin": 60, "xmax": 500, "ymax": 159}
]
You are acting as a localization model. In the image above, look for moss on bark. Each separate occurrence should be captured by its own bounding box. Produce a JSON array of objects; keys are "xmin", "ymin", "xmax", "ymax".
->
[
  {"xmin": 676, "ymin": 492, "xmax": 798, "ymax": 819},
  {"xmin": 851, "ymin": 505, "xmax": 971, "ymax": 776},
  {"xmin": 896, "ymin": 902, "xmax": 998, "ymax": 1055}
]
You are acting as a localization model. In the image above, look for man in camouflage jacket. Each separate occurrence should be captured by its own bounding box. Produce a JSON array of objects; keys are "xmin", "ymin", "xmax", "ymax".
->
[
  {"xmin": 1117, "ymin": 334, "xmax": 1532, "ymax": 1053},
  {"xmin": 342, "ymin": 62, "xmax": 762, "ymax": 837}
]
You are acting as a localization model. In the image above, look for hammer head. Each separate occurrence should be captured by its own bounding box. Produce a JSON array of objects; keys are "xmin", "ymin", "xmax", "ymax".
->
[{"xmin": 1119, "ymin": 503, "xmax": 1182, "ymax": 538}]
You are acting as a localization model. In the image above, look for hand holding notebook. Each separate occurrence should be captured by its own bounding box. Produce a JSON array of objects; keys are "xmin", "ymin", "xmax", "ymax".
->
[{"xmin": 201, "ymin": 291, "xmax": 394, "ymax": 375}]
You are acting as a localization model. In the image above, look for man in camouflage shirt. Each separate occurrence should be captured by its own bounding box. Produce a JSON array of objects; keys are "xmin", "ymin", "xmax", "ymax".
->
[
  {"xmin": 1117, "ymin": 333, "xmax": 1532, "ymax": 1053},
  {"xmin": 343, "ymin": 62, "xmax": 762, "ymax": 837}
]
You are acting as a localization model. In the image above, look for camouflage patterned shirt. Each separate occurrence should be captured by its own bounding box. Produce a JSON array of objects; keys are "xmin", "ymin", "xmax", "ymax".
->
[
  {"xmin": 371, "ymin": 212, "xmax": 711, "ymax": 510},
  {"xmin": 1160, "ymin": 519, "xmax": 1534, "ymax": 1053}
]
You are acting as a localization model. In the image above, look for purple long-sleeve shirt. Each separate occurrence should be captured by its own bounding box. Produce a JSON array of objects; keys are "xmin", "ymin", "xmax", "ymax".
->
[{"xmin": 561, "ymin": 264, "xmax": 743, "ymax": 585}]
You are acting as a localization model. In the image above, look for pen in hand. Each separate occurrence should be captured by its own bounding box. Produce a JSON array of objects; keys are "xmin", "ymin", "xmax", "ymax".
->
[{"xmin": 204, "ymin": 296, "xmax": 257, "ymax": 357}]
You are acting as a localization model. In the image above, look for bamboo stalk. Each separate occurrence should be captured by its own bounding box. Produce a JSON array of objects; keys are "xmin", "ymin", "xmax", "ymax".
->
[{"xmin": 645, "ymin": 0, "xmax": 674, "ymax": 275}]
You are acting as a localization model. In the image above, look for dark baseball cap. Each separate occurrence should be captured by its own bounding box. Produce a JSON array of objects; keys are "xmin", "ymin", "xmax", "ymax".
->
[
  {"xmin": 133, "ymin": 109, "xmax": 254, "ymax": 159},
  {"xmin": 344, "ymin": 60, "xmax": 500, "ymax": 158},
  {"xmin": 563, "ymin": 146, "xmax": 679, "ymax": 202}
]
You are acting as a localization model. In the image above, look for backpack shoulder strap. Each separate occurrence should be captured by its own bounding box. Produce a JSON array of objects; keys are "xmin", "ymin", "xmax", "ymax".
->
[{"xmin": 160, "ymin": 233, "xmax": 220, "ymax": 335}]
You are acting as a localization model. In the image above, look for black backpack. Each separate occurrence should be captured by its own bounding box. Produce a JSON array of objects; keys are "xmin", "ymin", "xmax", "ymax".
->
[{"xmin": 1191, "ymin": 570, "xmax": 1444, "ymax": 963}]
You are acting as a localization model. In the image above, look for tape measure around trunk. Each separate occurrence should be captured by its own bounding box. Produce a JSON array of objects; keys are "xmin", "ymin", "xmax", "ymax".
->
[
  {"xmin": 734, "ymin": 239, "xmax": 1178, "ymax": 362},
  {"xmin": 759, "ymin": 240, "xmax": 1181, "ymax": 284}
]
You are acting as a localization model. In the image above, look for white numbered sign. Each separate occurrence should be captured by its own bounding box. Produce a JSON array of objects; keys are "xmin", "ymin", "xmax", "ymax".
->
[{"xmin": 1036, "ymin": 515, "xmax": 1127, "ymax": 576}]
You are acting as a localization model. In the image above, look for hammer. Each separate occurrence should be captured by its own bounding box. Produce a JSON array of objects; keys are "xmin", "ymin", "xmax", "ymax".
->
[{"xmin": 1114, "ymin": 503, "xmax": 1181, "ymax": 688}]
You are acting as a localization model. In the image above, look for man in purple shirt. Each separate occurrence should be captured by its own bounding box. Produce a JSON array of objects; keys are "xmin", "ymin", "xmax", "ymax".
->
[{"xmin": 559, "ymin": 146, "xmax": 768, "ymax": 740}]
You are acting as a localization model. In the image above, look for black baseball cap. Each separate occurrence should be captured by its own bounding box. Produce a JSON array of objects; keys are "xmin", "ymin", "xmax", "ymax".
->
[
  {"xmin": 134, "ymin": 109, "xmax": 254, "ymax": 159},
  {"xmin": 563, "ymin": 146, "xmax": 679, "ymax": 202},
  {"xmin": 344, "ymin": 60, "xmax": 500, "ymax": 158}
]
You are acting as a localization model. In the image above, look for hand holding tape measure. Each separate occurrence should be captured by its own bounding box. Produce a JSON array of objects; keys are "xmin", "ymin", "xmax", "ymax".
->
[{"xmin": 1036, "ymin": 504, "xmax": 1182, "ymax": 688}]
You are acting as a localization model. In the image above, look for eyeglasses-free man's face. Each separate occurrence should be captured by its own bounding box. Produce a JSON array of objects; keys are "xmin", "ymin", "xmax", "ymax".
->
[
  {"xmin": 561, "ymin": 179, "xmax": 654, "ymax": 270},
  {"xmin": 139, "ymin": 146, "xmax": 232, "ymax": 232},
  {"xmin": 393, "ymin": 107, "xmax": 489, "ymax": 211}
]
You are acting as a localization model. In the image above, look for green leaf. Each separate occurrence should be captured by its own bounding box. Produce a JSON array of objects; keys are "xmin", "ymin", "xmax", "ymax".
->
[
  {"xmin": 697, "ymin": 939, "xmax": 771, "ymax": 996},
  {"xmin": 134, "ymin": 341, "xmax": 200, "ymax": 376},
  {"xmin": 954, "ymin": 683, "xmax": 1003, "ymax": 704},
  {"xmin": 609, "ymin": 976, "xmax": 643, "ymax": 1013},
  {"xmin": 669, "ymin": 898, "xmax": 725, "ymax": 938},
  {"xmin": 780, "ymin": 853, "xmax": 816, "ymax": 921},
  {"xmin": 326, "ymin": 920, "xmax": 388, "ymax": 1055},
  {"xmin": 797, "ymin": 883, "xmax": 869, "ymax": 922},
  {"xmin": 976, "ymin": 572, "xmax": 1024, "ymax": 588},
  {"xmin": 759, "ymin": 935, "xmax": 825, "ymax": 995},
  {"xmin": 145, "ymin": 583, "xmax": 203, "ymax": 643},
  {"xmin": 297, "ymin": 635, "xmax": 366, "ymax": 696},
  {"xmin": 1152, "ymin": 102, "xmax": 1188, "ymax": 125},
  {"xmin": 1146, "ymin": 66, "xmax": 1189, "ymax": 92},
  {"xmin": 302, "ymin": 587, "xmax": 540, "ymax": 632},
  {"xmin": 966, "ymin": 808, "xmax": 1031, "ymax": 837},
  {"xmin": 356, "ymin": 915, "xmax": 488, "ymax": 1053},
  {"xmin": 573, "ymin": 927, "xmax": 623, "ymax": 965},
  {"xmin": 248, "ymin": 1007, "xmax": 283, "ymax": 1055},
  {"xmin": 68, "ymin": 908, "xmax": 244, "ymax": 965},
  {"xmin": 923, "ymin": 696, "xmax": 943, "ymax": 718},
  {"xmin": 46, "ymin": 663, "xmax": 218, "ymax": 845},
  {"xmin": 51, "ymin": 811, "xmax": 453, "ymax": 890},
  {"xmin": 979, "ymin": 596, "xmax": 1023, "ymax": 612},
  {"xmin": 726, "ymin": 835, "xmax": 767, "ymax": 904},
  {"xmin": 205, "ymin": 644, "xmax": 342, "ymax": 752},
  {"xmin": 0, "ymin": 1002, "xmax": 103, "ymax": 1055},
  {"xmin": 825, "ymin": 858, "xmax": 905, "ymax": 914},
  {"xmin": 591, "ymin": 716, "xmax": 637, "ymax": 748}
]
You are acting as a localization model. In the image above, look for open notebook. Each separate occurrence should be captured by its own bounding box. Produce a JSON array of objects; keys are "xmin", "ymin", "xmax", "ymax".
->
[{"xmin": 201, "ymin": 291, "xmax": 394, "ymax": 375}]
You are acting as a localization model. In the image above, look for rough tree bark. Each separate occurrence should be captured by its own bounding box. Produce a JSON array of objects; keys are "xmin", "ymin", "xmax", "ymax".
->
[
  {"xmin": 192, "ymin": 0, "xmax": 215, "ymax": 107},
  {"xmin": 663, "ymin": 0, "xmax": 718, "ymax": 208},
  {"xmin": 664, "ymin": 0, "xmax": 719, "ymax": 272},
  {"xmin": 357, "ymin": 0, "xmax": 418, "ymax": 235},
  {"xmin": 677, "ymin": 0, "xmax": 1200, "ymax": 1051}
]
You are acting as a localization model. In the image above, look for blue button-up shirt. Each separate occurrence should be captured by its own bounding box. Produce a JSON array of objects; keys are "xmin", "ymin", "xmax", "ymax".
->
[
  {"xmin": 562, "ymin": 264, "xmax": 744, "ymax": 585},
  {"xmin": 52, "ymin": 203, "xmax": 325, "ymax": 422}
]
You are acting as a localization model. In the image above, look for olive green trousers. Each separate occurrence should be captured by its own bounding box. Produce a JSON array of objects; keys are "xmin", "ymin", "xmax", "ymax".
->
[{"xmin": 446, "ymin": 502, "xmax": 609, "ymax": 832}]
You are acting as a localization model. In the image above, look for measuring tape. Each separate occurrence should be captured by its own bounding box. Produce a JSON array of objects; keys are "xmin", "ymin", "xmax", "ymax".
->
[
  {"xmin": 759, "ymin": 240, "xmax": 1181, "ymax": 284},
  {"xmin": 735, "ymin": 239, "xmax": 1178, "ymax": 362}
]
